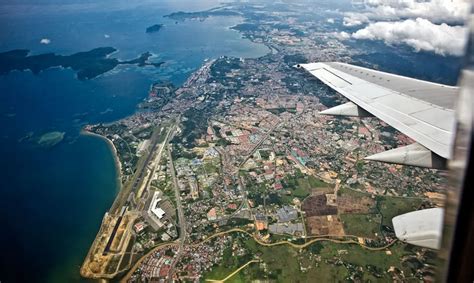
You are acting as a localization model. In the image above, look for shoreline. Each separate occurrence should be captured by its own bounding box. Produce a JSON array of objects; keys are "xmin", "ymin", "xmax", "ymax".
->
[
  {"xmin": 79, "ymin": 129, "xmax": 126, "ymax": 279},
  {"xmin": 81, "ymin": 129, "xmax": 123, "ymax": 193}
]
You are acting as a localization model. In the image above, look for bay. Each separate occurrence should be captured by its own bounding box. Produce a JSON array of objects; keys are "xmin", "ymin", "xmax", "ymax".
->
[{"xmin": 0, "ymin": 0, "xmax": 269, "ymax": 282}]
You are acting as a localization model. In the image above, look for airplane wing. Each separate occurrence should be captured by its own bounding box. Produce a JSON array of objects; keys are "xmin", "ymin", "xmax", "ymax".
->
[{"xmin": 297, "ymin": 62, "xmax": 458, "ymax": 169}]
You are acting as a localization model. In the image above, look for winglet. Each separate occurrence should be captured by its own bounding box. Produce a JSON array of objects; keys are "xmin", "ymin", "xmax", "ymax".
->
[
  {"xmin": 365, "ymin": 143, "xmax": 446, "ymax": 169},
  {"xmin": 319, "ymin": 102, "xmax": 373, "ymax": 117}
]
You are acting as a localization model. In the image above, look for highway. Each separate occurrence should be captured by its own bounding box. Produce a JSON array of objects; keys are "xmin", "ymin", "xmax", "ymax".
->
[{"xmin": 237, "ymin": 121, "xmax": 281, "ymax": 170}]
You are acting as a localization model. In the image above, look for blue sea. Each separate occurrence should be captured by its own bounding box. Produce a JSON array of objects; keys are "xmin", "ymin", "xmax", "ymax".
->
[{"xmin": 0, "ymin": 1, "xmax": 269, "ymax": 282}]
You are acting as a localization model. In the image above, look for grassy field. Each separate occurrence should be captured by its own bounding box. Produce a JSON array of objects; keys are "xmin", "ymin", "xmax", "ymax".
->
[
  {"xmin": 338, "ymin": 186, "xmax": 371, "ymax": 198},
  {"xmin": 285, "ymin": 175, "xmax": 333, "ymax": 199},
  {"xmin": 299, "ymin": 175, "xmax": 332, "ymax": 190},
  {"xmin": 242, "ymin": 238, "xmax": 304, "ymax": 282},
  {"xmin": 340, "ymin": 213, "xmax": 381, "ymax": 238},
  {"xmin": 337, "ymin": 186, "xmax": 426, "ymax": 238},
  {"xmin": 377, "ymin": 196, "xmax": 424, "ymax": 227},
  {"xmin": 318, "ymin": 241, "xmax": 416, "ymax": 281},
  {"xmin": 204, "ymin": 237, "xmax": 303, "ymax": 282},
  {"xmin": 203, "ymin": 161, "xmax": 220, "ymax": 174},
  {"xmin": 203, "ymin": 246, "xmax": 251, "ymax": 282},
  {"xmin": 204, "ymin": 235, "xmax": 425, "ymax": 282}
]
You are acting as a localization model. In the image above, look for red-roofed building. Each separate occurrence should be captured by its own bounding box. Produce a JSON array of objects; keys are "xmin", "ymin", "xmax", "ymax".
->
[
  {"xmin": 358, "ymin": 127, "xmax": 370, "ymax": 137},
  {"xmin": 274, "ymin": 182, "xmax": 283, "ymax": 190},
  {"xmin": 207, "ymin": 208, "xmax": 217, "ymax": 221},
  {"xmin": 159, "ymin": 266, "xmax": 170, "ymax": 277},
  {"xmin": 227, "ymin": 203, "xmax": 238, "ymax": 210}
]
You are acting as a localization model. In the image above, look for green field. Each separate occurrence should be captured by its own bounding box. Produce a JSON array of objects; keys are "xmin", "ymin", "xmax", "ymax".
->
[
  {"xmin": 204, "ymin": 235, "xmax": 427, "ymax": 282},
  {"xmin": 338, "ymin": 186, "xmax": 372, "ymax": 198},
  {"xmin": 318, "ymin": 241, "xmax": 421, "ymax": 281},
  {"xmin": 203, "ymin": 245, "xmax": 253, "ymax": 282},
  {"xmin": 337, "ymin": 187, "xmax": 425, "ymax": 233},
  {"xmin": 377, "ymin": 196, "xmax": 424, "ymax": 227},
  {"xmin": 285, "ymin": 175, "xmax": 333, "ymax": 198},
  {"xmin": 203, "ymin": 161, "xmax": 220, "ymax": 174},
  {"xmin": 340, "ymin": 213, "xmax": 381, "ymax": 238}
]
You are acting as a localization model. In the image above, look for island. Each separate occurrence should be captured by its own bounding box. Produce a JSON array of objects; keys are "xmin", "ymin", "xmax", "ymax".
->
[
  {"xmin": 37, "ymin": 131, "xmax": 65, "ymax": 148},
  {"xmin": 146, "ymin": 24, "xmax": 164, "ymax": 33},
  {"xmin": 0, "ymin": 47, "xmax": 164, "ymax": 80},
  {"xmin": 164, "ymin": 9, "xmax": 240, "ymax": 21}
]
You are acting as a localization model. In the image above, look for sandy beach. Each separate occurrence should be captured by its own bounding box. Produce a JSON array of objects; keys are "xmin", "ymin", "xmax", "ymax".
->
[{"xmin": 81, "ymin": 129, "xmax": 123, "ymax": 192}]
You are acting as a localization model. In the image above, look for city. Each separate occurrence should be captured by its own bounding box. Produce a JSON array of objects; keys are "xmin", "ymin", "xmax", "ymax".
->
[{"xmin": 80, "ymin": 2, "xmax": 446, "ymax": 282}]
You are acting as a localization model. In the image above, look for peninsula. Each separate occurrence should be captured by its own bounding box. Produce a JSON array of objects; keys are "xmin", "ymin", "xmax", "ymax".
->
[{"xmin": 0, "ymin": 47, "xmax": 164, "ymax": 80}]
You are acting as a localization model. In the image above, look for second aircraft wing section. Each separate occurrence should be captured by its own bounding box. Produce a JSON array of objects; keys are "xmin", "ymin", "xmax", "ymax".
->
[{"xmin": 299, "ymin": 62, "xmax": 457, "ymax": 160}]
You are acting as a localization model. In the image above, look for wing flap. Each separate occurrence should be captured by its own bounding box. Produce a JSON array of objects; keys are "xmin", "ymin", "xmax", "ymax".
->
[{"xmin": 308, "ymin": 68, "xmax": 352, "ymax": 88}]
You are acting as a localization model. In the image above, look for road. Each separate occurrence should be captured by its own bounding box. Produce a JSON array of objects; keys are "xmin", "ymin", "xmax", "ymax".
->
[
  {"xmin": 188, "ymin": 228, "xmax": 397, "ymax": 251},
  {"xmin": 123, "ymin": 226, "xmax": 397, "ymax": 281},
  {"xmin": 237, "ymin": 121, "xmax": 281, "ymax": 169},
  {"xmin": 120, "ymin": 242, "xmax": 178, "ymax": 283},
  {"xmin": 205, "ymin": 259, "xmax": 260, "ymax": 282},
  {"xmin": 221, "ymin": 121, "xmax": 281, "ymax": 220},
  {"xmin": 167, "ymin": 144, "xmax": 187, "ymax": 282}
]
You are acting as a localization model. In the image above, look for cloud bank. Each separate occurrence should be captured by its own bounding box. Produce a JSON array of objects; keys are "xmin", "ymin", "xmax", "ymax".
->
[
  {"xmin": 351, "ymin": 18, "xmax": 467, "ymax": 56},
  {"xmin": 343, "ymin": 0, "xmax": 470, "ymax": 26},
  {"xmin": 338, "ymin": 0, "xmax": 470, "ymax": 56}
]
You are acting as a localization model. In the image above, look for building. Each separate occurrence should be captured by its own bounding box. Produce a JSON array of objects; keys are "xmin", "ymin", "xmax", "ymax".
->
[
  {"xmin": 136, "ymin": 139, "xmax": 150, "ymax": 156},
  {"xmin": 269, "ymin": 223, "xmax": 304, "ymax": 236},
  {"xmin": 147, "ymin": 191, "xmax": 166, "ymax": 230},
  {"xmin": 134, "ymin": 222, "xmax": 146, "ymax": 234},
  {"xmin": 255, "ymin": 213, "xmax": 268, "ymax": 231},
  {"xmin": 189, "ymin": 177, "xmax": 199, "ymax": 200},
  {"xmin": 276, "ymin": 206, "xmax": 298, "ymax": 222},
  {"xmin": 207, "ymin": 208, "xmax": 217, "ymax": 221}
]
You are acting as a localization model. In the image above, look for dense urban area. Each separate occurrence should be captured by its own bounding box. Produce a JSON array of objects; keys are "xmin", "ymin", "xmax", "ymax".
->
[{"xmin": 81, "ymin": 2, "xmax": 446, "ymax": 282}]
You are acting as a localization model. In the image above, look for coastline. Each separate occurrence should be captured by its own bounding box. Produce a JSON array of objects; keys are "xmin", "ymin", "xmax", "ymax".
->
[{"xmin": 81, "ymin": 129, "xmax": 122, "ymax": 193}]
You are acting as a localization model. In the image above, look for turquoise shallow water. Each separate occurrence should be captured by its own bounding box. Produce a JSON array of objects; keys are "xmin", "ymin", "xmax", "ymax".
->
[{"xmin": 0, "ymin": 1, "xmax": 269, "ymax": 282}]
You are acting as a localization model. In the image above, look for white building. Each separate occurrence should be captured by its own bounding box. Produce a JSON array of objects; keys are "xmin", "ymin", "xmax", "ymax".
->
[{"xmin": 147, "ymin": 191, "xmax": 166, "ymax": 229}]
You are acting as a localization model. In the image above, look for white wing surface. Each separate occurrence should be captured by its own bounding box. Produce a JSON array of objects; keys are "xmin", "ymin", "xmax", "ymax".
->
[{"xmin": 298, "ymin": 62, "xmax": 458, "ymax": 168}]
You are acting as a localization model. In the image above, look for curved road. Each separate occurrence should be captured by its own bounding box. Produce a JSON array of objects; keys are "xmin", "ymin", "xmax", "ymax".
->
[{"xmin": 122, "ymin": 227, "xmax": 398, "ymax": 281}]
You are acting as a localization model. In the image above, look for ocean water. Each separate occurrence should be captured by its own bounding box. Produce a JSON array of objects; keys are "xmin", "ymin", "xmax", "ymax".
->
[{"xmin": 0, "ymin": 1, "xmax": 269, "ymax": 282}]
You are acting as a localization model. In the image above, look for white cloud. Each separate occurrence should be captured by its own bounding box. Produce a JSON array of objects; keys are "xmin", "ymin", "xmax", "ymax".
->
[
  {"xmin": 40, "ymin": 38, "xmax": 51, "ymax": 45},
  {"xmin": 327, "ymin": 18, "xmax": 335, "ymax": 24},
  {"xmin": 345, "ymin": 0, "xmax": 470, "ymax": 24},
  {"xmin": 352, "ymin": 18, "xmax": 468, "ymax": 56},
  {"xmin": 331, "ymin": 31, "xmax": 351, "ymax": 40},
  {"xmin": 343, "ymin": 12, "xmax": 370, "ymax": 26}
]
